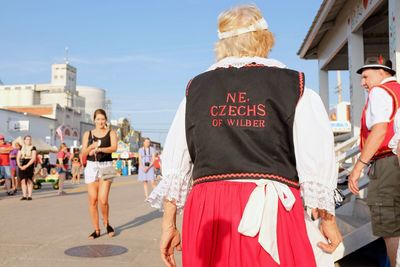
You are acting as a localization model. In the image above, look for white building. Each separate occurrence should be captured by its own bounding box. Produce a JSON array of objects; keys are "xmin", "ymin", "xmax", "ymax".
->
[
  {"xmin": 77, "ymin": 85, "xmax": 110, "ymax": 119},
  {"xmin": 0, "ymin": 108, "xmax": 56, "ymax": 147},
  {"xmin": 0, "ymin": 63, "xmax": 107, "ymax": 145},
  {"xmin": 0, "ymin": 64, "xmax": 85, "ymax": 114}
]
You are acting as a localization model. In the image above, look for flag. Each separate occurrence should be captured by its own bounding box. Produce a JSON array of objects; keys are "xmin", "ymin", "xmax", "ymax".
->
[{"xmin": 56, "ymin": 125, "xmax": 64, "ymax": 142}]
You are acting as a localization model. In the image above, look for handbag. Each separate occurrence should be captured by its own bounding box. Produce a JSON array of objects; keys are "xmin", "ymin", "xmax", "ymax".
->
[
  {"xmin": 98, "ymin": 165, "xmax": 117, "ymax": 180},
  {"xmin": 334, "ymin": 188, "xmax": 345, "ymax": 208}
]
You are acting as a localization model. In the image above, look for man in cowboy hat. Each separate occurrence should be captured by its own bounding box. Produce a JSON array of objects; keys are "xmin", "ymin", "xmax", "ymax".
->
[{"xmin": 349, "ymin": 55, "xmax": 399, "ymax": 267}]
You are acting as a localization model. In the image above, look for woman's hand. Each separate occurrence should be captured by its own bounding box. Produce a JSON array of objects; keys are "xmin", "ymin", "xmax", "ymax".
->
[
  {"xmin": 160, "ymin": 226, "xmax": 181, "ymax": 267},
  {"xmin": 20, "ymin": 165, "xmax": 27, "ymax": 170},
  {"xmin": 317, "ymin": 216, "xmax": 342, "ymax": 253},
  {"xmin": 88, "ymin": 149, "xmax": 96, "ymax": 156},
  {"xmin": 88, "ymin": 143, "xmax": 98, "ymax": 150}
]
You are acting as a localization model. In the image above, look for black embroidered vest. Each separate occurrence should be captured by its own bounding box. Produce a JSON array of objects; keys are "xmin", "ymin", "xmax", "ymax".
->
[{"xmin": 185, "ymin": 65, "xmax": 304, "ymax": 188}]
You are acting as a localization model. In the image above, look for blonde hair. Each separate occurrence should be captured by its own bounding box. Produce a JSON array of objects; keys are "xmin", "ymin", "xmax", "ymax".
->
[{"xmin": 215, "ymin": 5, "xmax": 275, "ymax": 61}]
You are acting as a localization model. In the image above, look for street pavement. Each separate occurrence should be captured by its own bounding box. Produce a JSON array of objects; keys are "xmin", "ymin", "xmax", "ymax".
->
[{"xmin": 0, "ymin": 176, "xmax": 182, "ymax": 267}]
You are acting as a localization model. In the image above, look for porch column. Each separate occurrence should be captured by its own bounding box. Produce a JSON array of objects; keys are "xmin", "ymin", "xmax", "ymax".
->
[
  {"xmin": 318, "ymin": 63, "xmax": 329, "ymax": 112},
  {"xmin": 348, "ymin": 28, "xmax": 365, "ymax": 136},
  {"xmin": 389, "ymin": 0, "xmax": 400, "ymax": 78}
]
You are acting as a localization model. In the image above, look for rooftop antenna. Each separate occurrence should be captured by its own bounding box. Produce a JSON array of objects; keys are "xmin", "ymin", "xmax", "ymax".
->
[{"xmin": 65, "ymin": 46, "xmax": 69, "ymax": 64}]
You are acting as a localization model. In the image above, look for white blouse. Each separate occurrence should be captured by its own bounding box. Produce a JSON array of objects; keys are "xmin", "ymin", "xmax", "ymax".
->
[{"xmin": 148, "ymin": 57, "xmax": 337, "ymax": 216}]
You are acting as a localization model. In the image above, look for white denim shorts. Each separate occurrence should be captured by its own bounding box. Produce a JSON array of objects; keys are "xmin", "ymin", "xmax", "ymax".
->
[{"xmin": 84, "ymin": 160, "xmax": 114, "ymax": 184}]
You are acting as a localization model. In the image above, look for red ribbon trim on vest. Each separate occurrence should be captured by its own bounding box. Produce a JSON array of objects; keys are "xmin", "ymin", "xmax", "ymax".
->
[{"xmin": 193, "ymin": 172, "xmax": 299, "ymax": 188}]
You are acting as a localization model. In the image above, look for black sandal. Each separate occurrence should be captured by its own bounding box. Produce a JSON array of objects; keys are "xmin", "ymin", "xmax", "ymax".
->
[
  {"xmin": 106, "ymin": 224, "xmax": 115, "ymax": 237},
  {"xmin": 88, "ymin": 230, "xmax": 100, "ymax": 239}
]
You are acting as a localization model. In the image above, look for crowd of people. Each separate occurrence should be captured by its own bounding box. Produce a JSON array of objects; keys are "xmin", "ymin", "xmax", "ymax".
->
[
  {"xmin": 0, "ymin": 136, "xmax": 80, "ymax": 199},
  {"xmin": 1, "ymin": 137, "xmax": 161, "ymax": 200}
]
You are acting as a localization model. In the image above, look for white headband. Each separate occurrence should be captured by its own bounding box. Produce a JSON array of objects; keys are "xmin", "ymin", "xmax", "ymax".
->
[{"xmin": 218, "ymin": 18, "xmax": 269, "ymax": 40}]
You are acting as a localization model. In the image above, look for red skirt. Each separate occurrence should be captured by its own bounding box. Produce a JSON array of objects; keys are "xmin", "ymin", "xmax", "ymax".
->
[{"xmin": 182, "ymin": 181, "xmax": 316, "ymax": 267}]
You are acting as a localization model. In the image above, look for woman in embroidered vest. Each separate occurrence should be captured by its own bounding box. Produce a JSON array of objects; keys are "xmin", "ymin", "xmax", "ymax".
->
[
  {"xmin": 149, "ymin": 5, "xmax": 343, "ymax": 267},
  {"xmin": 17, "ymin": 135, "xmax": 37, "ymax": 201},
  {"xmin": 81, "ymin": 109, "xmax": 118, "ymax": 239},
  {"xmin": 138, "ymin": 138, "xmax": 156, "ymax": 200}
]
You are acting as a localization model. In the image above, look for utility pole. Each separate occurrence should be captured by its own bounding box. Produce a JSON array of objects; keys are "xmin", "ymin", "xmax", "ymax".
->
[{"xmin": 336, "ymin": 71, "xmax": 342, "ymax": 104}]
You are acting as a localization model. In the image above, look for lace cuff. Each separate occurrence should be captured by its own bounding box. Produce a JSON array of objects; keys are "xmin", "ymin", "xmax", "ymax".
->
[
  {"xmin": 301, "ymin": 181, "xmax": 335, "ymax": 215},
  {"xmin": 147, "ymin": 171, "xmax": 192, "ymax": 213}
]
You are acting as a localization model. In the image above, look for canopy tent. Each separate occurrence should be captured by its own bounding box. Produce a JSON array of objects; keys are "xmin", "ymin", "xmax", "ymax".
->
[{"xmin": 12, "ymin": 136, "xmax": 58, "ymax": 153}]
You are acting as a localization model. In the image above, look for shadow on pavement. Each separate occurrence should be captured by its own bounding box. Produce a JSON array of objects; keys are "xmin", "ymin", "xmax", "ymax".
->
[
  {"xmin": 115, "ymin": 210, "xmax": 162, "ymax": 235},
  {"xmin": 30, "ymin": 190, "xmax": 87, "ymax": 200}
]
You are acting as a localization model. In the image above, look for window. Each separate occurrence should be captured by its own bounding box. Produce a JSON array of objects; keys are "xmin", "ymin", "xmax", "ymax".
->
[
  {"xmin": 60, "ymin": 75, "xmax": 64, "ymax": 79},
  {"xmin": 54, "ymin": 75, "xmax": 58, "ymax": 79}
]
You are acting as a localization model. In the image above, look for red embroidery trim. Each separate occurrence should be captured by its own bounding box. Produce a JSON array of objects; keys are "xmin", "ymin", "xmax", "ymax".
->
[
  {"xmin": 193, "ymin": 172, "xmax": 299, "ymax": 187},
  {"xmin": 299, "ymin": 72, "xmax": 304, "ymax": 97},
  {"xmin": 186, "ymin": 79, "xmax": 193, "ymax": 96}
]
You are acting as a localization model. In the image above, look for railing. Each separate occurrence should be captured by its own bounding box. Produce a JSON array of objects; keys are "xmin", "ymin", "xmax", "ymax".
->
[{"xmin": 333, "ymin": 135, "xmax": 375, "ymax": 262}]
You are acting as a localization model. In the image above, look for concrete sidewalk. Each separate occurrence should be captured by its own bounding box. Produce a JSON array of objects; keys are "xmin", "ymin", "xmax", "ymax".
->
[{"xmin": 0, "ymin": 176, "xmax": 182, "ymax": 267}]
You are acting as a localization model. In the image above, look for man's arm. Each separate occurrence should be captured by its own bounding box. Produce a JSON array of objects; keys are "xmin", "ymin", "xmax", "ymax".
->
[
  {"xmin": 349, "ymin": 122, "xmax": 387, "ymax": 195},
  {"xmin": 0, "ymin": 146, "xmax": 13, "ymax": 154}
]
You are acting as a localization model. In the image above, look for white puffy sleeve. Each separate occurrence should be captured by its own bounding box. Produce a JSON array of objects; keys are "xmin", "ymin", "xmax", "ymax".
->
[
  {"xmin": 147, "ymin": 98, "xmax": 193, "ymax": 212},
  {"xmin": 293, "ymin": 89, "xmax": 338, "ymax": 215}
]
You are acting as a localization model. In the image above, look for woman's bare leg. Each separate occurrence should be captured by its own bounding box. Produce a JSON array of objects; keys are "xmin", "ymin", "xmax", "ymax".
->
[
  {"xmin": 21, "ymin": 179, "xmax": 27, "ymax": 197},
  {"xmin": 27, "ymin": 179, "xmax": 33, "ymax": 197},
  {"xmin": 87, "ymin": 181, "xmax": 100, "ymax": 232},
  {"xmin": 98, "ymin": 179, "xmax": 112, "ymax": 226},
  {"xmin": 143, "ymin": 181, "xmax": 149, "ymax": 199}
]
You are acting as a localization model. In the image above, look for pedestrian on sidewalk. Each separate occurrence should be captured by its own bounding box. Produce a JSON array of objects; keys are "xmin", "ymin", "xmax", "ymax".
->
[
  {"xmin": 0, "ymin": 135, "xmax": 13, "ymax": 196},
  {"xmin": 17, "ymin": 135, "xmax": 36, "ymax": 201},
  {"xmin": 153, "ymin": 151, "xmax": 162, "ymax": 181},
  {"xmin": 9, "ymin": 142, "xmax": 21, "ymax": 194},
  {"xmin": 349, "ymin": 55, "xmax": 400, "ymax": 267},
  {"xmin": 81, "ymin": 109, "xmax": 117, "ymax": 239},
  {"xmin": 148, "ymin": 5, "xmax": 342, "ymax": 267},
  {"xmin": 56, "ymin": 143, "xmax": 69, "ymax": 195},
  {"xmin": 138, "ymin": 138, "xmax": 156, "ymax": 200},
  {"xmin": 70, "ymin": 148, "xmax": 82, "ymax": 184}
]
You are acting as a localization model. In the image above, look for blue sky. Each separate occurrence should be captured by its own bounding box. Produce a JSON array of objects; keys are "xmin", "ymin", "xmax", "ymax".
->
[{"xmin": 0, "ymin": 0, "xmax": 350, "ymax": 144}]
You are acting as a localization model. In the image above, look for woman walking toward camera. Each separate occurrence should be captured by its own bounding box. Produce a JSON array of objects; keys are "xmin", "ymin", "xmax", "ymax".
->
[
  {"xmin": 138, "ymin": 138, "xmax": 156, "ymax": 200},
  {"xmin": 17, "ymin": 135, "xmax": 37, "ymax": 201},
  {"xmin": 82, "ymin": 109, "xmax": 117, "ymax": 239}
]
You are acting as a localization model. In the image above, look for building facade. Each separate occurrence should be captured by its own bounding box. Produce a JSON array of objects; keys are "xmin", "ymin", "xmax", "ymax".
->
[
  {"xmin": 298, "ymin": 0, "xmax": 400, "ymax": 134},
  {"xmin": 0, "ymin": 62, "xmax": 107, "ymax": 145}
]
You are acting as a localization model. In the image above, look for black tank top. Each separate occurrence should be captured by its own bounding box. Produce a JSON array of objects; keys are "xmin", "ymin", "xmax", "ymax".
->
[
  {"xmin": 87, "ymin": 130, "xmax": 113, "ymax": 162},
  {"xmin": 72, "ymin": 152, "xmax": 80, "ymax": 163}
]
